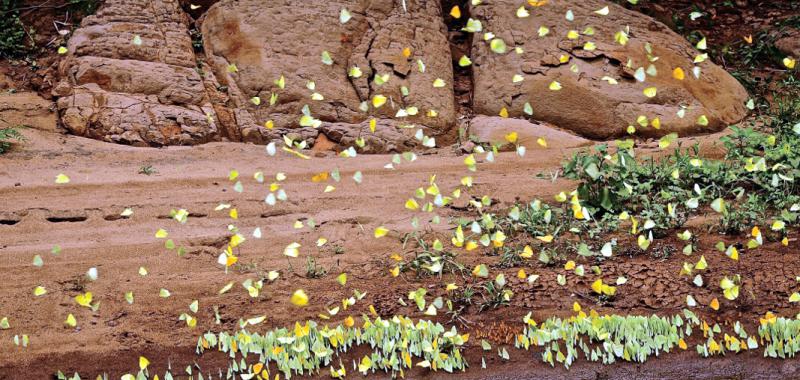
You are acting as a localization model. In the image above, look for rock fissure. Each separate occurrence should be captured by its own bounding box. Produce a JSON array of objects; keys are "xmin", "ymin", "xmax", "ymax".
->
[{"xmin": 442, "ymin": 0, "xmax": 475, "ymax": 120}]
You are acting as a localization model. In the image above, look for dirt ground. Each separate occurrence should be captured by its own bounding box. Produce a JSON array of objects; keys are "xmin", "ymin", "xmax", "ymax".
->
[
  {"xmin": 1, "ymin": 0, "xmax": 799, "ymax": 378},
  {"xmin": 0, "ymin": 128, "xmax": 798, "ymax": 379}
]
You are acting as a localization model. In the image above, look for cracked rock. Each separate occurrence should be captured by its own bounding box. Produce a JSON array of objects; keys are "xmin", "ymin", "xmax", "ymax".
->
[
  {"xmin": 55, "ymin": 0, "xmax": 219, "ymax": 146},
  {"xmin": 200, "ymin": 0, "xmax": 455, "ymax": 135},
  {"xmin": 52, "ymin": 0, "xmax": 752, "ymax": 149},
  {"xmin": 470, "ymin": 0, "xmax": 749, "ymax": 139}
]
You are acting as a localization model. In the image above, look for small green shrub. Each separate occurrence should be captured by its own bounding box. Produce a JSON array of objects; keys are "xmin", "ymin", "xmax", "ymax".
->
[
  {"xmin": 478, "ymin": 278, "xmax": 512, "ymax": 311},
  {"xmin": 304, "ymin": 256, "xmax": 327, "ymax": 279},
  {"xmin": 0, "ymin": 0, "xmax": 100, "ymax": 58},
  {"xmin": 0, "ymin": 0, "xmax": 28, "ymax": 58},
  {"xmin": 718, "ymin": 195, "xmax": 767, "ymax": 235},
  {"xmin": 0, "ymin": 126, "xmax": 24, "ymax": 153},
  {"xmin": 138, "ymin": 165, "xmax": 157, "ymax": 175}
]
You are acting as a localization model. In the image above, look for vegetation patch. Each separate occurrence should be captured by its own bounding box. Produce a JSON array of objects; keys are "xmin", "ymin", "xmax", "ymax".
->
[{"xmin": 0, "ymin": 126, "xmax": 24, "ymax": 153}]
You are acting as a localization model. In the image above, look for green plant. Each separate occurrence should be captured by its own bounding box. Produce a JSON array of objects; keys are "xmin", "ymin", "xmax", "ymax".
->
[
  {"xmin": 496, "ymin": 245, "xmax": 526, "ymax": 268},
  {"xmin": 402, "ymin": 250, "xmax": 464, "ymax": 277},
  {"xmin": 722, "ymin": 126, "xmax": 774, "ymax": 161},
  {"xmin": 304, "ymin": 256, "xmax": 327, "ymax": 279},
  {"xmin": 478, "ymin": 277, "xmax": 512, "ymax": 311},
  {"xmin": 0, "ymin": 0, "xmax": 28, "ymax": 58},
  {"xmin": 401, "ymin": 234, "xmax": 465, "ymax": 277},
  {"xmin": 66, "ymin": 0, "xmax": 100, "ymax": 15},
  {"xmin": 445, "ymin": 285, "xmax": 475, "ymax": 326},
  {"xmin": 647, "ymin": 243, "xmax": 677, "ymax": 261},
  {"xmin": 0, "ymin": 126, "xmax": 24, "ymax": 153},
  {"xmin": 561, "ymin": 143, "xmax": 734, "ymax": 217},
  {"xmin": 729, "ymin": 30, "xmax": 784, "ymax": 70},
  {"xmin": 190, "ymin": 27, "xmax": 204, "ymax": 53},
  {"xmin": 331, "ymin": 244, "xmax": 345, "ymax": 255},
  {"xmin": 536, "ymin": 245, "xmax": 568, "ymax": 266},
  {"xmin": 138, "ymin": 165, "xmax": 157, "ymax": 175},
  {"xmin": 638, "ymin": 202, "xmax": 688, "ymax": 238},
  {"xmin": 447, "ymin": 88, "xmax": 800, "ymax": 274},
  {"xmin": 0, "ymin": 0, "xmax": 99, "ymax": 58},
  {"xmin": 509, "ymin": 200, "xmax": 566, "ymax": 238},
  {"xmin": 571, "ymin": 212, "xmax": 624, "ymax": 240},
  {"xmin": 719, "ymin": 194, "xmax": 767, "ymax": 235}
]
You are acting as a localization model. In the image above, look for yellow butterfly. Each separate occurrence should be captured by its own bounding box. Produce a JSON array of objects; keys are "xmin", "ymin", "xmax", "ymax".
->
[
  {"xmin": 311, "ymin": 172, "xmax": 329, "ymax": 182},
  {"xmin": 291, "ymin": 289, "xmax": 309, "ymax": 306},
  {"xmin": 449, "ymin": 6, "xmax": 461, "ymax": 19}
]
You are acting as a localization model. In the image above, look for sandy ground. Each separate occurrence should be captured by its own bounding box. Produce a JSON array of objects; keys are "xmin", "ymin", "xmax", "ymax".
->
[{"xmin": 0, "ymin": 129, "xmax": 797, "ymax": 379}]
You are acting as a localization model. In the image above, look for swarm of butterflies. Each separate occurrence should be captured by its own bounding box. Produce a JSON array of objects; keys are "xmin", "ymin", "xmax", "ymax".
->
[{"xmin": 36, "ymin": 0, "xmax": 800, "ymax": 378}]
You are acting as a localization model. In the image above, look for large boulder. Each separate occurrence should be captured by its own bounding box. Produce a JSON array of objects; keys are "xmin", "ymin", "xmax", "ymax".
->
[
  {"xmin": 776, "ymin": 29, "xmax": 800, "ymax": 59},
  {"xmin": 468, "ymin": 115, "xmax": 591, "ymax": 151},
  {"xmin": 469, "ymin": 0, "xmax": 749, "ymax": 139},
  {"xmin": 53, "ymin": 0, "xmax": 455, "ymax": 149},
  {"xmin": 200, "ymin": 0, "xmax": 456, "ymax": 143},
  {"xmin": 50, "ymin": 0, "xmax": 754, "ymax": 149},
  {"xmin": 55, "ymin": 0, "xmax": 219, "ymax": 146},
  {"xmin": 59, "ymin": 84, "xmax": 217, "ymax": 146}
]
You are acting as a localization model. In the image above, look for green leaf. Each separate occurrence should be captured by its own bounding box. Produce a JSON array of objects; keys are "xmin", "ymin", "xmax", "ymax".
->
[{"xmin": 585, "ymin": 163, "xmax": 601, "ymax": 180}]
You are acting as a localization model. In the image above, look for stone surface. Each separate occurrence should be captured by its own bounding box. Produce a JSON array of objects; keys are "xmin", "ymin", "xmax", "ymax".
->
[
  {"xmin": 56, "ymin": 0, "xmax": 219, "ymax": 146},
  {"xmin": 67, "ymin": 0, "xmax": 196, "ymax": 67},
  {"xmin": 320, "ymin": 119, "xmax": 428, "ymax": 153},
  {"xmin": 57, "ymin": 84, "xmax": 217, "ymax": 146},
  {"xmin": 776, "ymin": 30, "xmax": 800, "ymax": 58},
  {"xmin": 469, "ymin": 0, "xmax": 749, "ymax": 139},
  {"xmin": 468, "ymin": 116, "xmax": 591, "ymax": 151},
  {"xmin": 200, "ymin": 0, "xmax": 456, "ymax": 141},
  {"xmin": 0, "ymin": 93, "xmax": 58, "ymax": 132},
  {"xmin": 51, "ymin": 0, "xmax": 753, "ymax": 148},
  {"xmin": 69, "ymin": 56, "xmax": 206, "ymax": 105}
]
